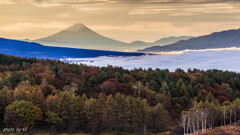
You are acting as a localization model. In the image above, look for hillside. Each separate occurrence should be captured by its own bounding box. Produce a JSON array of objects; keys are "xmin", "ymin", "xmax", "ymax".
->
[
  {"xmin": 139, "ymin": 28, "xmax": 240, "ymax": 52},
  {"xmin": 0, "ymin": 54, "xmax": 239, "ymax": 134},
  {"xmin": 0, "ymin": 38, "xmax": 144, "ymax": 59}
]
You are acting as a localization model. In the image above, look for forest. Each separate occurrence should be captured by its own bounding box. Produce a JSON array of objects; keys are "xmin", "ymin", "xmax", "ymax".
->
[{"xmin": 0, "ymin": 54, "xmax": 239, "ymax": 134}]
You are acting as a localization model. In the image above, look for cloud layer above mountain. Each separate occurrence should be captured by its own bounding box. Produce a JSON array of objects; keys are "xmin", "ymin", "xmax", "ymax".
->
[
  {"xmin": 1, "ymin": 0, "xmax": 240, "ymax": 42},
  {"xmin": 63, "ymin": 48, "xmax": 240, "ymax": 72},
  {"xmin": 2, "ymin": 0, "xmax": 240, "ymax": 5}
]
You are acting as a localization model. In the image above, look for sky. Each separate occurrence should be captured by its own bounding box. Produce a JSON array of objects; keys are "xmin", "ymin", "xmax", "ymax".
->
[{"xmin": 1, "ymin": 0, "xmax": 240, "ymax": 42}]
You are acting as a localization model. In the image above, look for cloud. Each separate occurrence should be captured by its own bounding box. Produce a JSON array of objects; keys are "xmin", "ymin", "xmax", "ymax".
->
[
  {"xmin": 147, "ymin": 47, "xmax": 240, "ymax": 55},
  {"xmin": 91, "ymin": 24, "xmax": 153, "ymax": 31},
  {"xmin": 0, "ymin": 22, "xmax": 69, "ymax": 39},
  {"xmin": 56, "ymin": 13, "xmax": 70, "ymax": 18},
  {"xmin": 182, "ymin": 3, "xmax": 240, "ymax": 14},
  {"xmin": 62, "ymin": 48, "xmax": 240, "ymax": 72},
  {"xmin": 65, "ymin": 21, "xmax": 240, "ymax": 43},
  {"xmin": 0, "ymin": 0, "xmax": 109, "ymax": 6},
  {"xmin": 111, "ymin": 0, "xmax": 240, "ymax": 4},
  {"xmin": 0, "ymin": 22, "xmax": 68, "ymax": 31},
  {"xmin": 74, "ymin": 7, "xmax": 103, "ymax": 12},
  {"xmin": 1, "ymin": 0, "xmax": 240, "ymax": 15},
  {"xmin": 128, "ymin": 2, "xmax": 240, "ymax": 16},
  {"xmin": 0, "ymin": 0, "xmax": 61, "ymax": 7},
  {"xmin": 129, "ymin": 7, "xmax": 175, "ymax": 15},
  {"xmin": 1, "ymin": 0, "xmax": 240, "ymax": 42},
  {"xmin": 2, "ymin": 0, "xmax": 240, "ymax": 6}
]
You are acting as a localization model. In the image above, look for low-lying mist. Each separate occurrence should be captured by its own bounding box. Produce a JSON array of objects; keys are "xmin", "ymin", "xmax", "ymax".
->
[{"xmin": 62, "ymin": 48, "xmax": 240, "ymax": 72}]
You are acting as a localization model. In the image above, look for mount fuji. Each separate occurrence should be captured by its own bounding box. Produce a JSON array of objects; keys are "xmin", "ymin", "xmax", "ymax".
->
[{"xmin": 34, "ymin": 23, "xmax": 130, "ymax": 51}]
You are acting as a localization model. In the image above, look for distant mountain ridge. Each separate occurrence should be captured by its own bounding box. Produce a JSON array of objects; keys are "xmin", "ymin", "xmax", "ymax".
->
[
  {"xmin": 34, "ymin": 23, "xmax": 194, "ymax": 51},
  {"xmin": 0, "ymin": 38, "xmax": 145, "ymax": 59},
  {"xmin": 139, "ymin": 29, "xmax": 240, "ymax": 52},
  {"xmin": 153, "ymin": 36, "xmax": 194, "ymax": 46}
]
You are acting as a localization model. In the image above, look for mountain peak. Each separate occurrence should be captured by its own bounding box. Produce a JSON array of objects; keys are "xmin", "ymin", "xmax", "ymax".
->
[
  {"xmin": 63, "ymin": 23, "xmax": 90, "ymax": 32},
  {"xmin": 34, "ymin": 23, "xmax": 128, "ymax": 51}
]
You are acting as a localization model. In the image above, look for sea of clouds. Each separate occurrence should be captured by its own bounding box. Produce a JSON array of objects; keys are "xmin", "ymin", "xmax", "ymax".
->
[{"xmin": 62, "ymin": 48, "xmax": 240, "ymax": 72}]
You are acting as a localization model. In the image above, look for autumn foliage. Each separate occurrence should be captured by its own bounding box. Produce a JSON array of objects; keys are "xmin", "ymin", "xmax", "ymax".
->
[{"xmin": 0, "ymin": 54, "xmax": 239, "ymax": 134}]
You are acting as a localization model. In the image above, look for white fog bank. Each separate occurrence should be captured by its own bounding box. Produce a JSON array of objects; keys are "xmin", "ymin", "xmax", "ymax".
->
[{"xmin": 62, "ymin": 49, "xmax": 240, "ymax": 72}]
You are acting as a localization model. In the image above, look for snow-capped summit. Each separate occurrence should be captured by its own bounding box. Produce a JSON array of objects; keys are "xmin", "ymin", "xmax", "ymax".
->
[{"xmin": 63, "ymin": 23, "xmax": 90, "ymax": 32}]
